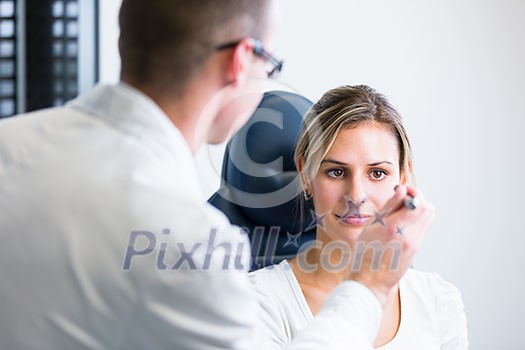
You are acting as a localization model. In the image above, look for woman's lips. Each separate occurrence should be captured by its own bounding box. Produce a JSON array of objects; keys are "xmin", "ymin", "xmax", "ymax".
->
[{"xmin": 336, "ymin": 214, "xmax": 371, "ymax": 226}]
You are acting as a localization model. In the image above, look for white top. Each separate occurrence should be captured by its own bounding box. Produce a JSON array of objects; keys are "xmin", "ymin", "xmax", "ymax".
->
[
  {"xmin": 250, "ymin": 260, "xmax": 469, "ymax": 350},
  {"xmin": 0, "ymin": 83, "xmax": 385, "ymax": 349}
]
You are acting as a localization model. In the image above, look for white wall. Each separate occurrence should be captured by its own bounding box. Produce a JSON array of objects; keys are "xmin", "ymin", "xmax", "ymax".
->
[
  {"xmin": 99, "ymin": 1, "xmax": 525, "ymax": 348},
  {"xmin": 98, "ymin": 0, "xmax": 121, "ymax": 84},
  {"xmin": 277, "ymin": 2, "xmax": 525, "ymax": 347}
]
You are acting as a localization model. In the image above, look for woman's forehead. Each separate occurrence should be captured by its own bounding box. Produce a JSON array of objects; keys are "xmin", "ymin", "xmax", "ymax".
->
[{"xmin": 324, "ymin": 123, "xmax": 399, "ymax": 163}]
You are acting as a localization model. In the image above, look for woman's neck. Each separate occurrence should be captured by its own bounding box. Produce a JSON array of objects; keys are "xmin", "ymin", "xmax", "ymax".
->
[
  {"xmin": 291, "ymin": 233, "xmax": 352, "ymax": 288},
  {"xmin": 288, "ymin": 233, "xmax": 401, "ymax": 347},
  {"xmin": 288, "ymin": 235, "xmax": 351, "ymax": 315}
]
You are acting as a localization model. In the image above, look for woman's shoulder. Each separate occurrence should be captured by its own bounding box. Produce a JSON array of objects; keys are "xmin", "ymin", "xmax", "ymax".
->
[
  {"xmin": 403, "ymin": 270, "xmax": 469, "ymax": 347},
  {"xmin": 404, "ymin": 269, "xmax": 462, "ymax": 294},
  {"xmin": 249, "ymin": 260, "xmax": 295, "ymax": 296},
  {"xmin": 249, "ymin": 260, "xmax": 310, "ymax": 341},
  {"xmin": 403, "ymin": 269, "xmax": 465, "ymax": 313}
]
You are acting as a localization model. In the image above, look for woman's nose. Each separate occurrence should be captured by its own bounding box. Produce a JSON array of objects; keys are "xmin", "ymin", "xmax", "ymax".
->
[{"xmin": 344, "ymin": 177, "xmax": 367, "ymax": 206}]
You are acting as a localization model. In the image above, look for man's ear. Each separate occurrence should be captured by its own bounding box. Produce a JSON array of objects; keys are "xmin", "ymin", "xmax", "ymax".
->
[{"xmin": 227, "ymin": 38, "xmax": 253, "ymax": 85}]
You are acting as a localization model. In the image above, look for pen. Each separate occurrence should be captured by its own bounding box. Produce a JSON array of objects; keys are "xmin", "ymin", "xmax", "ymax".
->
[{"xmin": 403, "ymin": 195, "xmax": 417, "ymax": 210}]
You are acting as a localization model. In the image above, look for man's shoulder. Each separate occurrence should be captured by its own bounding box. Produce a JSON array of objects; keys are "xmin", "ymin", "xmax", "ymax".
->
[
  {"xmin": 0, "ymin": 103, "xmax": 112, "ymax": 154},
  {"xmin": 0, "ymin": 106, "xmax": 69, "ymax": 132}
]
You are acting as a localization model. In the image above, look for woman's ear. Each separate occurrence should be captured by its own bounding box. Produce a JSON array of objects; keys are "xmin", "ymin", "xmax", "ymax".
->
[
  {"xmin": 400, "ymin": 160, "xmax": 413, "ymax": 185},
  {"xmin": 296, "ymin": 157, "xmax": 310, "ymax": 192},
  {"xmin": 296, "ymin": 156, "xmax": 305, "ymax": 173},
  {"xmin": 400, "ymin": 173, "xmax": 407, "ymax": 185}
]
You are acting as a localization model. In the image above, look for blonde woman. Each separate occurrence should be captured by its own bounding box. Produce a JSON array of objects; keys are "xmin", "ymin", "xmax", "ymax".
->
[{"xmin": 250, "ymin": 85, "xmax": 468, "ymax": 349}]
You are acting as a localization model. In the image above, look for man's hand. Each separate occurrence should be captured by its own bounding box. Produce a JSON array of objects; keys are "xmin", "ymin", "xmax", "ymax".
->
[{"xmin": 347, "ymin": 185, "xmax": 435, "ymax": 306}]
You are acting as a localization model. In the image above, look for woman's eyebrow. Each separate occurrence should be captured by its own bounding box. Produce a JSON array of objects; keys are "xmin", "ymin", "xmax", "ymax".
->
[
  {"xmin": 321, "ymin": 159, "xmax": 394, "ymax": 166},
  {"xmin": 321, "ymin": 159, "xmax": 347, "ymax": 166},
  {"xmin": 367, "ymin": 161, "xmax": 393, "ymax": 166}
]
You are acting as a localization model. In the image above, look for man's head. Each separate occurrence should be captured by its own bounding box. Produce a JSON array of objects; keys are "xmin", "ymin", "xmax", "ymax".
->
[{"xmin": 119, "ymin": 0, "xmax": 274, "ymax": 97}]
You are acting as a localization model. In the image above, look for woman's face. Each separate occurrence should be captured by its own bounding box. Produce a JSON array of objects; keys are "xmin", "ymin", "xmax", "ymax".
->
[{"xmin": 310, "ymin": 122, "xmax": 402, "ymax": 244}]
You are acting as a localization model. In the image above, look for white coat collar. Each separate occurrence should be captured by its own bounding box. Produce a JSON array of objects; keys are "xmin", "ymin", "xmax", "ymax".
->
[{"xmin": 67, "ymin": 82, "xmax": 204, "ymax": 201}]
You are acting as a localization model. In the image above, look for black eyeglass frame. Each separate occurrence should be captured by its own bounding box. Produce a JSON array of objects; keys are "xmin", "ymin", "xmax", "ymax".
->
[{"xmin": 216, "ymin": 38, "xmax": 284, "ymax": 78}]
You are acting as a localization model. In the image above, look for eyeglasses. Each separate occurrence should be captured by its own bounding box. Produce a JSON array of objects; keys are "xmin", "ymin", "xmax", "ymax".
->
[{"xmin": 216, "ymin": 38, "xmax": 284, "ymax": 79}]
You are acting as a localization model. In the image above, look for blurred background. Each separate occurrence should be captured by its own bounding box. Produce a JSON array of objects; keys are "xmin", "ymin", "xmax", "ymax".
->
[
  {"xmin": 99, "ymin": 1, "xmax": 525, "ymax": 348},
  {"xmin": 3, "ymin": 0, "xmax": 524, "ymax": 348}
]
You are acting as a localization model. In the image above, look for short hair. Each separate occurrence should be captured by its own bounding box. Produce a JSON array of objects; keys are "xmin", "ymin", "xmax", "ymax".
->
[
  {"xmin": 119, "ymin": 0, "xmax": 271, "ymax": 95},
  {"xmin": 295, "ymin": 85, "xmax": 414, "ymax": 188}
]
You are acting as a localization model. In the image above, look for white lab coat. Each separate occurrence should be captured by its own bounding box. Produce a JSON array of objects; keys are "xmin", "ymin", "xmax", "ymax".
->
[{"xmin": 0, "ymin": 83, "xmax": 382, "ymax": 349}]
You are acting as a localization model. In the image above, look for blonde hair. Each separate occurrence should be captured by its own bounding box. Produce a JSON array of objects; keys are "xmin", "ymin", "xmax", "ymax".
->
[{"xmin": 295, "ymin": 85, "xmax": 414, "ymax": 190}]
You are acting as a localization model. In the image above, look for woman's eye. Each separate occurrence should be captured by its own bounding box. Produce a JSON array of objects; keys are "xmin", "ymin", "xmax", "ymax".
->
[
  {"xmin": 369, "ymin": 169, "xmax": 387, "ymax": 181},
  {"xmin": 326, "ymin": 169, "xmax": 345, "ymax": 178}
]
